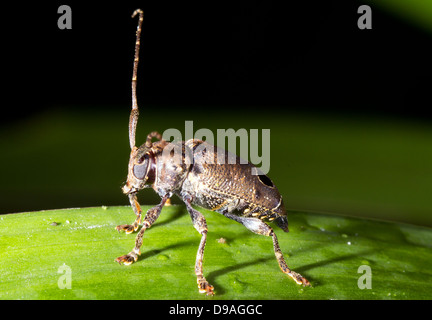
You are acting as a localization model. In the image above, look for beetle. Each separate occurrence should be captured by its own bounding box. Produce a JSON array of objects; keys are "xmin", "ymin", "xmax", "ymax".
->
[{"xmin": 115, "ymin": 9, "xmax": 311, "ymax": 295}]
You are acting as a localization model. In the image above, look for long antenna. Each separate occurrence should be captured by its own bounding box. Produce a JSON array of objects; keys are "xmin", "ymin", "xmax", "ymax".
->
[{"xmin": 129, "ymin": 9, "xmax": 144, "ymax": 150}]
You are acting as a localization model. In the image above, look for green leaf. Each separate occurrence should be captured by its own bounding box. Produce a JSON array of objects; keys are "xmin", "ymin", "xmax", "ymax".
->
[{"xmin": 1, "ymin": 206, "xmax": 431, "ymax": 299}]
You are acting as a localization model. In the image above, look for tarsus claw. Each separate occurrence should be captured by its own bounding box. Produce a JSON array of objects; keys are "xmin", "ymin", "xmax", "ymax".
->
[
  {"xmin": 115, "ymin": 224, "xmax": 136, "ymax": 234},
  {"xmin": 115, "ymin": 253, "xmax": 138, "ymax": 265},
  {"xmin": 197, "ymin": 278, "xmax": 214, "ymax": 296}
]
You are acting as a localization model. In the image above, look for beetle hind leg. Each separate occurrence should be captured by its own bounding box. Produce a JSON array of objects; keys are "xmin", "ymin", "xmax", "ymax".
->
[
  {"xmin": 223, "ymin": 213, "xmax": 311, "ymax": 287},
  {"xmin": 271, "ymin": 230, "xmax": 311, "ymax": 286}
]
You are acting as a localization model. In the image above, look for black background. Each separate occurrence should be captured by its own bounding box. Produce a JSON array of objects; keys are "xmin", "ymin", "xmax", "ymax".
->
[
  {"xmin": 3, "ymin": 0, "xmax": 432, "ymax": 123},
  {"xmin": 1, "ymin": 0, "xmax": 432, "ymax": 222}
]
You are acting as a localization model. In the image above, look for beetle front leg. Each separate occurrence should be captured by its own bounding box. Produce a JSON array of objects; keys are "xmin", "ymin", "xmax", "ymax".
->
[
  {"xmin": 115, "ymin": 194, "xmax": 169, "ymax": 265},
  {"xmin": 116, "ymin": 193, "xmax": 143, "ymax": 234},
  {"xmin": 183, "ymin": 194, "xmax": 214, "ymax": 296}
]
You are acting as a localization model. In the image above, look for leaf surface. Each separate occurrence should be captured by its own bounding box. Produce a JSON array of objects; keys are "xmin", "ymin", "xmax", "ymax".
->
[{"xmin": 1, "ymin": 206, "xmax": 431, "ymax": 299}]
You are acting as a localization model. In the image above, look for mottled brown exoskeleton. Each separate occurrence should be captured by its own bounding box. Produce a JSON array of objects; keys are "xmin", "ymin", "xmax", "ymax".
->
[{"xmin": 115, "ymin": 9, "xmax": 311, "ymax": 295}]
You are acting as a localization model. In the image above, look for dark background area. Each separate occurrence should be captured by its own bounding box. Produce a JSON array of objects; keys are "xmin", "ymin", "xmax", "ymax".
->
[
  {"xmin": 4, "ymin": 0, "xmax": 431, "ymax": 121},
  {"xmin": 1, "ymin": 0, "xmax": 431, "ymax": 226}
]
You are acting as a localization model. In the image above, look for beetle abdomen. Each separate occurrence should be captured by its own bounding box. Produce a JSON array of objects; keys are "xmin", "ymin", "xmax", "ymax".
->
[{"xmin": 181, "ymin": 139, "xmax": 288, "ymax": 231}]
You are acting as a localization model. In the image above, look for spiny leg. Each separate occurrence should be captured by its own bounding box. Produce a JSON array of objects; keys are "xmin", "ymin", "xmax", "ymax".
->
[
  {"xmin": 183, "ymin": 194, "xmax": 214, "ymax": 295},
  {"xmin": 116, "ymin": 192, "xmax": 142, "ymax": 234},
  {"xmin": 223, "ymin": 213, "xmax": 310, "ymax": 287},
  {"xmin": 115, "ymin": 194, "xmax": 169, "ymax": 265}
]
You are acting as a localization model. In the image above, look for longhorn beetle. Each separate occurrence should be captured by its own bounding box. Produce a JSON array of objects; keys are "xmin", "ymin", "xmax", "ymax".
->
[{"xmin": 115, "ymin": 9, "xmax": 311, "ymax": 295}]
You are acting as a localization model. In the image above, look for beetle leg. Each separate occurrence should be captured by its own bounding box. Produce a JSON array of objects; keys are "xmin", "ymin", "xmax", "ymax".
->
[
  {"xmin": 271, "ymin": 230, "xmax": 311, "ymax": 286},
  {"xmin": 223, "ymin": 213, "xmax": 311, "ymax": 287},
  {"xmin": 116, "ymin": 193, "xmax": 142, "ymax": 234},
  {"xmin": 183, "ymin": 194, "xmax": 214, "ymax": 296},
  {"xmin": 115, "ymin": 194, "xmax": 170, "ymax": 265}
]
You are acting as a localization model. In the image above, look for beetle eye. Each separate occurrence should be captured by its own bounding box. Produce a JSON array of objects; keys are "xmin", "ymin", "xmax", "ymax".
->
[
  {"xmin": 133, "ymin": 162, "xmax": 148, "ymax": 180},
  {"xmin": 258, "ymin": 174, "xmax": 274, "ymax": 187},
  {"xmin": 137, "ymin": 153, "xmax": 148, "ymax": 164}
]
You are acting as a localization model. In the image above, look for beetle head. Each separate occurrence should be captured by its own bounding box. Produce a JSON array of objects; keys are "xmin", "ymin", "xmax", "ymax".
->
[{"xmin": 122, "ymin": 144, "xmax": 155, "ymax": 194}]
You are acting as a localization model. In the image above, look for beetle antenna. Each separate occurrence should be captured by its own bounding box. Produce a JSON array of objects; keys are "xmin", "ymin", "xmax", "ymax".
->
[{"xmin": 129, "ymin": 9, "xmax": 144, "ymax": 150}]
